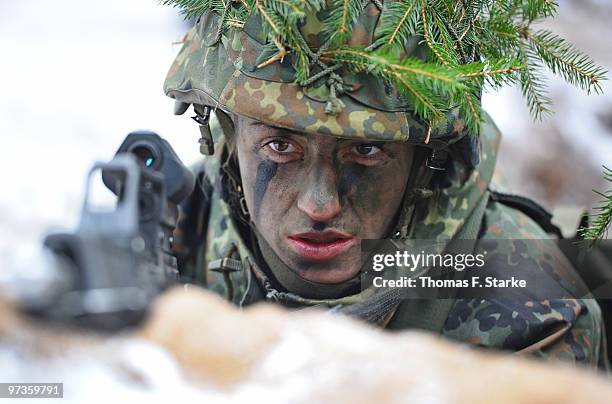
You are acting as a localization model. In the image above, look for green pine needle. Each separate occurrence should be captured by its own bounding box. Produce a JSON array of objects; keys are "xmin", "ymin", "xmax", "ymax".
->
[
  {"xmin": 523, "ymin": 29, "xmax": 608, "ymax": 95},
  {"xmin": 519, "ymin": 41, "xmax": 553, "ymax": 120},
  {"xmin": 580, "ymin": 166, "xmax": 612, "ymax": 244},
  {"xmin": 521, "ymin": 0, "xmax": 558, "ymax": 22},
  {"xmin": 161, "ymin": 0, "xmax": 607, "ymax": 135},
  {"xmin": 160, "ymin": 0, "xmax": 211, "ymax": 19},
  {"xmin": 374, "ymin": 0, "xmax": 421, "ymax": 50},
  {"xmin": 322, "ymin": 0, "xmax": 367, "ymax": 45}
]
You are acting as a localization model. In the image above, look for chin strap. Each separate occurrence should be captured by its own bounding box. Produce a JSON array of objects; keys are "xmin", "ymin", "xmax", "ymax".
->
[
  {"xmin": 392, "ymin": 147, "xmax": 438, "ymax": 239},
  {"xmin": 192, "ymin": 105, "xmax": 215, "ymax": 156}
]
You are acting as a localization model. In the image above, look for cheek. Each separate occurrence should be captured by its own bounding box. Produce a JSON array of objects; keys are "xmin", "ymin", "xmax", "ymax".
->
[
  {"xmin": 253, "ymin": 160, "xmax": 278, "ymax": 220},
  {"xmin": 340, "ymin": 164, "xmax": 409, "ymax": 235},
  {"xmin": 338, "ymin": 164, "xmax": 366, "ymax": 203},
  {"xmin": 240, "ymin": 157, "xmax": 301, "ymax": 229}
]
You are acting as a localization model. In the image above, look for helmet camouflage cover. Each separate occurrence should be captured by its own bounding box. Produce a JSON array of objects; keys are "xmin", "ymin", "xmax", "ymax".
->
[{"xmin": 164, "ymin": 2, "xmax": 473, "ymax": 154}]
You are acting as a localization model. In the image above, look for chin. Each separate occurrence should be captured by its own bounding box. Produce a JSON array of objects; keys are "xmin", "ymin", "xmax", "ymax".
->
[{"xmin": 295, "ymin": 265, "xmax": 360, "ymax": 284}]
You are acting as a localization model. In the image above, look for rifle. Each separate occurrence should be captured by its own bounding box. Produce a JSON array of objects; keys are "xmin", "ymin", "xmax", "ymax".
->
[{"xmin": 20, "ymin": 131, "xmax": 195, "ymax": 331}]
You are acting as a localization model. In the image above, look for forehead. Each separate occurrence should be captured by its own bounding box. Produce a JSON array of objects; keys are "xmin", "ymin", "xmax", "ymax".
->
[
  {"xmin": 235, "ymin": 115, "xmax": 390, "ymax": 145},
  {"xmin": 236, "ymin": 115, "xmax": 304, "ymax": 136}
]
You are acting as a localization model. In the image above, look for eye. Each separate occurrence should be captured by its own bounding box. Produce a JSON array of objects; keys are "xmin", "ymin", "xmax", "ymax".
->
[
  {"xmin": 260, "ymin": 138, "xmax": 303, "ymax": 162},
  {"xmin": 267, "ymin": 140, "xmax": 296, "ymax": 153},
  {"xmin": 353, "ymin": 144, "xmax": 382, "ymax": 156}
]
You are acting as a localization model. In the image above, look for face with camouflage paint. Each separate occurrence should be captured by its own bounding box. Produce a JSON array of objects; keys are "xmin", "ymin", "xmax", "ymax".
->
[{"xmin": 235, "ymin": 116, "xmax": 414, "ymax": 284}]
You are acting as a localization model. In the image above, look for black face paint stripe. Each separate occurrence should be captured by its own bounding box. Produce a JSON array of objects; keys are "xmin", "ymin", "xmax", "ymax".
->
[
  {"xmin": 254, "ymin": 160, "xmax": 278, "ymax": 220},
  {"xmin": 338, "ymin": 164, "xmax": 366, "ymax": 202},
  {"xmin": 313, "ymin": 222, "xmax": 326, "ymax": 232}
]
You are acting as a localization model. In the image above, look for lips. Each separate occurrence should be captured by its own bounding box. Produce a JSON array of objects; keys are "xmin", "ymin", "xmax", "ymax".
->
[{"xmin": 287, "ymin": 230, "xmax": 356, "ymax": 261}]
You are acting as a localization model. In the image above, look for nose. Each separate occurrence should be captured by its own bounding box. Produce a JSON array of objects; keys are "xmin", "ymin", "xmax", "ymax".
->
[{"xmin": 297, "ymin": 163, "xmax": 342, "ymax": 222}]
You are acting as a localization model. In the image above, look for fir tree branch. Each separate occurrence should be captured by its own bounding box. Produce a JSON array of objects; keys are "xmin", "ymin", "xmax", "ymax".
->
[
  {"xmin": 265, "ymin": 0, "xmax": 303, "ymax": 15},
  {"xmin": 256, "ymin": 0, "xmax": 281, "ymax": 35},
  {"xmin": 319, "ymin": 50, "xmax": 449, "ymax": 121},
  {"xmin": 238, "ymin": 0, "xmax": 252, "ymax": 13},
  {"xmin": 281, "ymin": 20, "xmax": 313, "ymax": 83},
  {"xmin": 256, "ymin": 37, "xmax": 288, "ymax": 68},
  {"xmin": 523, "ymin": 29, "xmax": 608, "ymax": 94},
  {"xmin": 457, "ymin": 59, "xmax": 523, "ymax": 89},
  {"xmin": 391, "ymin": 71, "xmax": 446, "ymax": 122},
  {"xmin": 160, "ymin": 0, "xmax": 211, "ymax": 19},
  {"xmin": 521, "ymin": 0, "xmax": 558, "ymax": 23},
  {"xmin": 518, "ymin": 40, "xmax": 553, "ymax": 119},
  {"xmin": 462, "ymin": 90, "xmax": 481, "ymax": 132},
  {"xmin": 420, "ymin": 1, "xmax": 458, "ymax": 65},
  {"xmin": 161, "ymin": 0, "xmax": 607, "ymax": 135},
  {"xmin": 388, "ymin": 1, "xmax": 418, "ymax": 45},
  {"xmin": 320, "ymin": 48, "xmax": 472, "ymax": 93},
  {"xmin": 320, "ymin": 47, "xmax": 489, "ymax": 131},
  {"xmin": 323, "ymin": 0, "xmax": 367, "ymax": 45},
  {"xmin": 459, "ymin": 66, "xmax": 521, "ymax": 78},
  {"xmin": 374, "ymin": 0, "xmax": 421, "ymax": 49},
  {"xmin": 580, "ymin": 166, "xmax": 612, "ymax": 245}
]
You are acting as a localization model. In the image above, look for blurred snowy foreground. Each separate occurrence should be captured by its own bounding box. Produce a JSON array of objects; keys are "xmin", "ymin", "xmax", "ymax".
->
[{"xmin": 1, "ymin": 287, "xmax": 612, "ymax": 404}]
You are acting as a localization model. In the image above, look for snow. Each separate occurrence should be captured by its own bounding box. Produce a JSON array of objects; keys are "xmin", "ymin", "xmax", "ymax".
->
[
  {"xmin": 0, "ymin": 337, "xmax": 225, "ymax": 404},
  {"xmin": 0, "ymin": 0, "xmax": 200, "ymax": 266}
]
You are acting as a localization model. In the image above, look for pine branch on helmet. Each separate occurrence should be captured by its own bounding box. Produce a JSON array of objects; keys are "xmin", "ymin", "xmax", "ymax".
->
[{"xmin": 161, "ymin": 0, "xmax": 606, "ymax": 136}]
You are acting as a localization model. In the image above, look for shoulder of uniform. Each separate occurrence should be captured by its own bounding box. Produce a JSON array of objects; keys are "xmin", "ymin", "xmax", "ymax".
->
[
  {"xmin": 173, "ymin": 157, "xmax": 216, "ymax": 278},
  {"xmin": 443, "ymin": 298, "xmax": 591, "ymax": 349},
  {"xmin": 483, "ymin": 197, "xmax": 550, "ymax": 239}
]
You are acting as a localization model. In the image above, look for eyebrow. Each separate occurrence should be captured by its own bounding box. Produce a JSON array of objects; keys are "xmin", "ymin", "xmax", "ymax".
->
[
  {"xmin": 248, "ymin": 121, "xmax": 307, "ymax": 137},
  {"xmin": 247, "ymin": 122, "xmax": 389, "ymax": 146}
]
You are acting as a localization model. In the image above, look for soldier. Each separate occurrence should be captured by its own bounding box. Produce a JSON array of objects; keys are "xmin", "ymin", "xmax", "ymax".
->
[{"xmin": 164, "ymin": 4, "xmax": 609, "ymax": 368}]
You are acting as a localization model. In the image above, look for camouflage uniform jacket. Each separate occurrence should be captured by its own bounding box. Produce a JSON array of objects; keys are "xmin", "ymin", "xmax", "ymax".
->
[{"xmin": 173, "ymin": 116, "xmax": 609, "ymax": 370}]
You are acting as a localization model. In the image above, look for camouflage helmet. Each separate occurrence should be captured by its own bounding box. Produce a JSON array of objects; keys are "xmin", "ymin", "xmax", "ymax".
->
[{"xmin": 164, "ymin": 3, "xmax": 478, "ymax": 167}]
